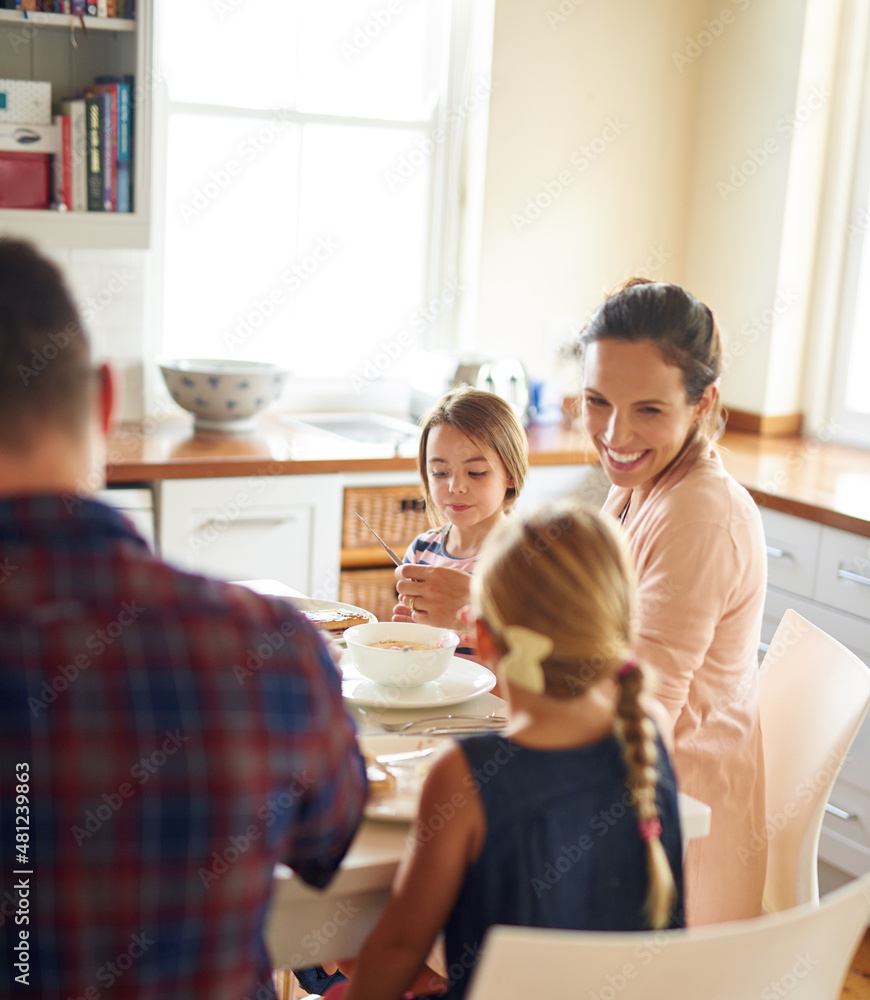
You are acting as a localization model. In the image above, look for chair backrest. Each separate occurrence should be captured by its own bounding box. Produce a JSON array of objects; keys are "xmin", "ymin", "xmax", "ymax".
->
[
  {"xmin": 759, "ymin": 609, "xmax": 870, "ymax": 912},
  {"xmin": 465, "ymin": 871, "xmax": 870, "ymax": 1000}
]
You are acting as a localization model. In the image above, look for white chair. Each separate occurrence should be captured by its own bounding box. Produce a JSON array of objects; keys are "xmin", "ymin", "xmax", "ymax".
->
[
  {"xmin": 465, "ymin": 871, "xmax": 870, "ymax": 1000},
  {"xmin": 759, "ymin": 609, "xmax": 870, "ymax": 912}
]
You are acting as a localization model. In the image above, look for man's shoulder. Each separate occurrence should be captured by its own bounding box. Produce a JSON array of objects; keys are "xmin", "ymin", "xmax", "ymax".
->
[{"xmin": 146, "ymin": 557, "xmax": 302, "ymax": 625}]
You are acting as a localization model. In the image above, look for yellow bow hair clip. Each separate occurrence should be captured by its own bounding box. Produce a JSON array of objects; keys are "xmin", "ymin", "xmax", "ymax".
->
[{"xmin": 500, "ymin": 625, "xmax": 553, "ymax": 694}]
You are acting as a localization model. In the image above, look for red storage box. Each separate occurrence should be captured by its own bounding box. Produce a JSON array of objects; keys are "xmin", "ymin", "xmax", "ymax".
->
[{"xmin": 0, "ymin": 151, "xmax": 51, "ymax": 209}]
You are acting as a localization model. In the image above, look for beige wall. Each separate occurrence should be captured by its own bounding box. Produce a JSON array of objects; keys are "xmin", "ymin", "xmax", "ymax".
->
[
  {"xmin": 473, "ymin": 0, "xmax": 700, "ymax": 393},
  {"xmin": 474, "ymin": 0, "xmax": 842, "ymax": 419}
]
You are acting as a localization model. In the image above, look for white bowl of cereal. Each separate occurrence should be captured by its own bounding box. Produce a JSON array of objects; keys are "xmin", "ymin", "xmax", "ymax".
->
[{"xmin": 344, "ymin": 621, "xmax": 460, "ymax": 687}]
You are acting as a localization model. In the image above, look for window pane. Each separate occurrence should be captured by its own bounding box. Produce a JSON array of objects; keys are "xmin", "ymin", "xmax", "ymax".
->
[
  {"xmin": 161, "ymin": 114, "xmax": 300, "ymax": 362},
  {"xmin": 296, "ymin": 0, "xmax": 445, "ymax": 120},
  {"xmin": 159, "ymin": 0, "xmax": 297, "ymax": 109},
  {"xmin": 293, "ymin": 123, "xmax": 430, "ymax": 378},
  {"xmin": 845, "ymin": 247, "xmax": 870, "ymax": 414}
]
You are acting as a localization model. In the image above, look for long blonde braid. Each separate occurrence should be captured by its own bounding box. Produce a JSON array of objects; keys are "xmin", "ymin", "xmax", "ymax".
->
[
  {"xmin": 473, "ymin": 503, "xmax": 677, "ymax": 928},
  {"xmin": 616, "ymin": 660, "xmax": 676, "ymax": 928}
]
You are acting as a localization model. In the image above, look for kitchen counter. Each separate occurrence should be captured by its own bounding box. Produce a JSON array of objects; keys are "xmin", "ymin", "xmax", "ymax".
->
[
  {"xmin": 105, "ymin": 415, "xmax": 870, "ymax": 537},
  {"xmin": 105, "ymin": 415, "xmax": 598, "ymax": 480}
]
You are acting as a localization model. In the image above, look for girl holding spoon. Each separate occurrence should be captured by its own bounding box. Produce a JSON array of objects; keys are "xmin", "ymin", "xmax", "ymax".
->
[{"xmin": 393, "ymin": 386, "xmax": 529, "ymax": 653}]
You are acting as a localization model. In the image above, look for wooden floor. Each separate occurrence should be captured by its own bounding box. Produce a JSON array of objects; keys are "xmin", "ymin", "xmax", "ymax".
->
[{"xmin": 843, "ymin": 930, "xmax": 870, "ymax": 999}]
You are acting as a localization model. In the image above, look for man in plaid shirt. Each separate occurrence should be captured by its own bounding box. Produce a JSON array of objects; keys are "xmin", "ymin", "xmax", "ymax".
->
[{"xmin": 0, "ymin": 239, "xmax": 367, "ymax": 999}]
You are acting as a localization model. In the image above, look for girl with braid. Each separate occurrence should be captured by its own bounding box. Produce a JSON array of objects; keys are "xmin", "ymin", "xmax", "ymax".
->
[{"xmin": 328, "ymin": 505, "xmax": 683, "ymax": 1000}]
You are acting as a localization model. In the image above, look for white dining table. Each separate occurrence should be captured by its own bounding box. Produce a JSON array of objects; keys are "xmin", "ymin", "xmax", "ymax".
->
[{"xmin": 235, "ymin": 582, "xmax": 712, "ymax": 969}]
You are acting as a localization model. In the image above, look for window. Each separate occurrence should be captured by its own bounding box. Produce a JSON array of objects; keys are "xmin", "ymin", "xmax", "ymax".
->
[
  {"xmin": 153, "ymin": 0, "xmax": 473, "ymax": 383},
  {"xmin": 820, "ymin": 8, "xmax": 870, "ymax": 447}
]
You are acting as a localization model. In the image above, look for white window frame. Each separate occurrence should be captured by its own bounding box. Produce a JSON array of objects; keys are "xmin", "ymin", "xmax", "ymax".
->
[{"xmin": 804, "ymin": 0, "xmax": 870, "ymax": 448}]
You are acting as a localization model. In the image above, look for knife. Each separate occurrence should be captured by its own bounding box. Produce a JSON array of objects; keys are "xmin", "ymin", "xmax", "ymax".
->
[{"xmin": 353, "ymin": 510, "xmax": 402, "ymax": 566}]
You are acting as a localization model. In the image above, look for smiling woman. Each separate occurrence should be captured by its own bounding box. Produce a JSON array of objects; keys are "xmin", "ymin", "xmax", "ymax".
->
[{"xmin": 576, "ymin": 279, "xmax": 767, "ymax": 927}]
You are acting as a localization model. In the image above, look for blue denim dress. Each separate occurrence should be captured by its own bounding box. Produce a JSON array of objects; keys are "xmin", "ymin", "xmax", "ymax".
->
[{"xmin": 442, "ymin": 733, "xmax": 685, "ymax": 1000}]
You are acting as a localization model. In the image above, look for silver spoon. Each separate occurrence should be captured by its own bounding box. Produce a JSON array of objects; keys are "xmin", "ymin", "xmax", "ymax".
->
[{"xmin": 376, "ymin": 714, "xmax": 508, "ymax": 733}]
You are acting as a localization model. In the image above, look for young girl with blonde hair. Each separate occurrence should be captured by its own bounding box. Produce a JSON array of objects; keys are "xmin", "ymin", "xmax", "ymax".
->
[{"xmin": 332, "ymin": 504, "xmax": 684, "ymax": 1000}]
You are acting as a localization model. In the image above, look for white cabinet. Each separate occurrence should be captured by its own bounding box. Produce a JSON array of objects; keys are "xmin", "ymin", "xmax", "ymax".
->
[
  {"xmin": 158, "ymin": 475, "xmax": 343, "ymax": 599},
  {"xmin": 0, "ymin": 5, "xmax": 152, "ymax": 248},
  {"xmin": 97, "ymin": 485, "xmax": 155, "ymax": 549},
  {"xmin": 760, "ymin": 507, "xmax": 870, "ymax": 877}
]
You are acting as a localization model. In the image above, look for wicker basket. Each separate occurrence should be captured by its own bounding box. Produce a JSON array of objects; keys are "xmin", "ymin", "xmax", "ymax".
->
[
  {"xmin": 340, "ymin": 567, "xmax": 399, "ymax": 624},
  {"xmin": 342, "ymin": 485, "xmax": 429, "ymax": 552}
]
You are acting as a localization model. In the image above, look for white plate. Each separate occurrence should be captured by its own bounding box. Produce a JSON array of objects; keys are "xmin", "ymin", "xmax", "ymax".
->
[
  {"xmin": 341, "ymin": 654, "xmax": 496, "ymax": 709},
  {"xmin": 360, "ymin": 735, "xmax": 447, "ymax": 822},
  {"xmin": 289, "ymin": 596, "xmax": 378, "ymax": 623}
]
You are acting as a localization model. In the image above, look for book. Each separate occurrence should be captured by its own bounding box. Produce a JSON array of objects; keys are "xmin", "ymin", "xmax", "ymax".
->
[
  {"xmin": 59, "ymin": 98, "xmax": 86, "ymax": 211},
  {"xmin": 116, "ymin": 80, "xmax": 130, "ymax": 211},
  {"xmin": 72, "ymin": 0, "xmax": 86, "ymax": 13},
  {"xmin": 95, "ymin": 74, "xmax": 133, "ymax": 212},
  {"xmin": 51, "ymin": 113, "xmax": 71, "ymax": 210},
  {"xmin": 85, "ymin": 85, "xmax": 116, "ymax": 210},
  {"xmin": 84, "ymin": 94, "xmax": 103, "ymax": 211}
]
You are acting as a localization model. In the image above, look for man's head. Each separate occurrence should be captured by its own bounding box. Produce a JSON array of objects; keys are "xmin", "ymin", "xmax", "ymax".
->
[
  {"xmin": 0, "ymin": 238, "xmax": 112, "ymax": 495},
  {"xmin": 0, "ymin": 238, "xmax": 97, "ymax": 450}
]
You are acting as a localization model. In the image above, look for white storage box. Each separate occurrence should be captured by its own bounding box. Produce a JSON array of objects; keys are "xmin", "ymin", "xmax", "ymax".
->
[{"xmin": 0, "ymin": 79, "xmax": 51, "ymax": 125}]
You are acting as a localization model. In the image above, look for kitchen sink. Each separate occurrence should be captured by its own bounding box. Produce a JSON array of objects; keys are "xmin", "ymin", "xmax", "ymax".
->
[{"xmin": 280, "ymin": 412, "xmax": 421, "ymax": 455}]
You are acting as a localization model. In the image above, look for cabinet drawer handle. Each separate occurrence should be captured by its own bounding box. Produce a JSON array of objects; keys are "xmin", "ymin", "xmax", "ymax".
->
[
  {"xmin": 836, "ymin": 567, "xmax": 870, "ymax": 588},
  {"xmin": 198, "ymin": 516, "xmax": 296, "ymax": 531},
  {"xmin": 825, "ymin": 803, "xmax": 857, "ymax": 821},
  {"xmin": 765, "ymin": 545, "xmax": 790, "ymax": 560}
]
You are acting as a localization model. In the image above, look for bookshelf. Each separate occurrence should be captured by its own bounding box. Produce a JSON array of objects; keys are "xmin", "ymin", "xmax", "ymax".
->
[{"xmin": 0, "ymin": 2, "xmax": 151, "ymax": 248}]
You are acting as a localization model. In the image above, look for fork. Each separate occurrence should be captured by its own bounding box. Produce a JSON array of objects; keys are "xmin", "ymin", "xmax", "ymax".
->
[{"xmin": 376, "ymin": 714, "xmax": 508, "ymax": 733}]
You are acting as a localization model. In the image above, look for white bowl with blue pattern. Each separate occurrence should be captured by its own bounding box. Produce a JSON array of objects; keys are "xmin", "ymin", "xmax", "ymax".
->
[{"xmin": 158, "ymin": 359, "xmax": 289, "ymax": 432}]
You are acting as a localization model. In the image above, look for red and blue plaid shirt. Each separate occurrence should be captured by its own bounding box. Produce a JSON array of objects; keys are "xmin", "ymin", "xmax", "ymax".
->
[{"xmin": 0, "ymin": 495, "xmax": 366, "ymax": 999}]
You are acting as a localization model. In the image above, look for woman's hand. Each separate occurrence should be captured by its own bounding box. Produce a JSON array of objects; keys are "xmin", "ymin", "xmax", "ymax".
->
[{"xmin": 394, "ymin": 564, "xmax": 472, "ymax": 631}]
